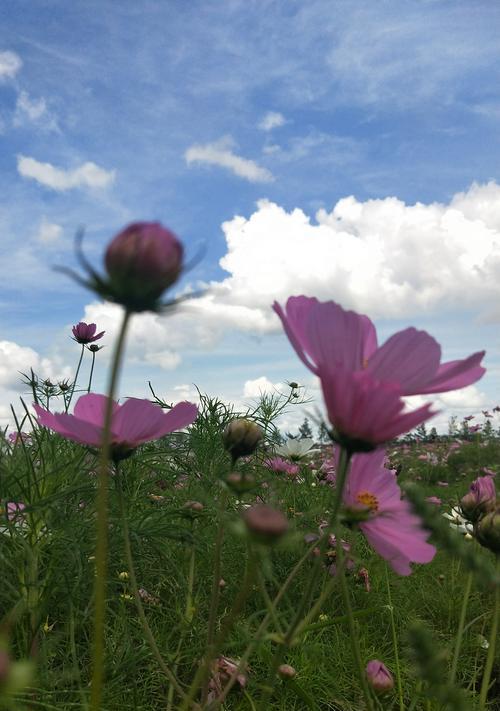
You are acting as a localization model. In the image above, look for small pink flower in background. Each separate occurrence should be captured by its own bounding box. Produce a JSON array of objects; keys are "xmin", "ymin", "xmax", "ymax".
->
[
  {"xmin": 469, "ymin": 424, "xmax": 482, "ymax": 433},
  {"xmin": 357, "ymin": 567, "xmax": 371, "ymax": 592},
  {"xmin": 436, "ymin": 481, "xmax": 449, "ymax": 487},
  {"xmin": 72, "ymin": 322, "xmax": 105, "ymax": 345},
  {"xmin": 460, "ymin": 476, "xmax": 496, "ymax": 522},
  {"xmin": 207, "ymin": 656, "xmax": 248, "ymax": 702},
  {"xmin": 482, "ymin": 410, "xmax": 493, "ymax": 418},
  {"xmin": 343, "ymin": 449, "xmax": 436, "ymax": 575},
  {"xmin": 8, "ymin": 432, "xmax": 31, "ymax": 445},
  {"xmin": 274, "ymin": 296, "xmax": 485, "ymax": 449},
  {"xmin": 34, "ymin": 393, "xmax": 198, "ymax": 461},
  {"xmin": 264, "ymin": 457, "xmax": 300, "ymax": 478},
  {"xmin": 493, "ymin": 405, "xmax": 500, "ymax": 413},
  {"xmin": 425, "ymin": 496, "xmax": 442, "ymax": 505},
  {"xmin": 481, "ymin": 467, "xmax": 496, "ymax": 477},
  {"xmin": 464, "ymin": 415, "xmax": 475, "ymax": 421},
  {"xmin": 0, "ymin": 502, "xmax": 27, "ymax": 534},
  {"xmin": 366, "ymin": 660, "xmax": 394, "ymax": 693}
]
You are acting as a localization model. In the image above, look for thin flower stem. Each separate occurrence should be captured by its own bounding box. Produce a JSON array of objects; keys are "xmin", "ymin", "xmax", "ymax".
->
[
  {"xmin": 449, "ymin": 569, "xmax": 473, "ymax": 685},
  {"xmin": 385, "ymin": 564, "xmax": 405, "ymax": 711},
  {"xmin": 258, "ymin": 446, "xmax": 353, "ymax": 708},
  {"xmin": 87, "ymin": 349, "xmax": 96, "ymax": 393},
  {"xmin": 66, "ymin": 344, "xmax": 85, "ymax": 413},
  {"xmin": 208, "ymin": 541, "xmax": 321, "ymax": 710},
  {"xmin": 89, "ymin": 308, "xmax": 131, "ymax": 711},
  {"xmin": 336, "ymin": 536, "xmax": 375, "ymax": 711},
  {"xmin": 115, "ymin": 472, "xmax": 197, "ymax": 709},
  {"xmin": 478, "ymin": 558, "xmax": 500, "ymax": 710}
]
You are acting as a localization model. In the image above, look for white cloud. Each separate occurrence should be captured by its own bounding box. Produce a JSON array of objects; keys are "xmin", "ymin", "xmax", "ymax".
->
[
  {"xmin": 0, "ymin": 50, "xmax": 22, "ymax": 80},
  {"xmin": 14, "ymin": 91, "xmax": 59, "ymax": 131},
  {"xmin": 37, "ymin": 217, "xmax": 63, "ymax": 244},
  {"xmin": 243, "ymin": 376, "xmax": 281, "ymax": 398},
  {"xmin": 17, "ymin": 155, "xmax": 116, "ymax": 191},
  {"xmin": 258, "ymin": 111, "xmax": 286, "ymax": 131},
  {"xmin": 185, "ymin": 136, "xmax": 274, "ymax": 183}
]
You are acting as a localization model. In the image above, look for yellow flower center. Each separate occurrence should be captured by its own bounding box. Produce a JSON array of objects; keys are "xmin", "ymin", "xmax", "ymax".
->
[
  {"xmin": 355, "ymin": 490, "xmax": 379, "ymax": 512},
  {"xmin": 362, "ymin": 357, "xmax": 369, "ymax": 368}
]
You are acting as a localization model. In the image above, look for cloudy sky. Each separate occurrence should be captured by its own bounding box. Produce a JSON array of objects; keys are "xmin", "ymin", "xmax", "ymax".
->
[{"xmin": 1, "ymin": 0, "xmax": 499, "ymax": 434}]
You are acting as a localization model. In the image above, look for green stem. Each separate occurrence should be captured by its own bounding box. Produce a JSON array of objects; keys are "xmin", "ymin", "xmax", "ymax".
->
[
  {"xmin": 89, "ymin": 309, "xmax": 131, "ymax": 711},
  {"xmin": 167, "ymin": 526, "xmax": 197, "ymax": 711},
  {"xmin": 66, "ymin": 344, "xmax": 85, "ymax": 413},
  {"xmin": 115, "ymin": 471, "xmax": 195, "ymax": 709},
  {"xmin": 385, "ymin": 564, "xmax": 404, "ymax": 710},
  {"xmin": 336, "ymin": 536, "xmax": 375, "ymax": 711},
  {"xmin": 449, "ymin": 569, "xmax": 473, "ymax": 685},
  {"xmin": 478, "ymin": 558, "xmax": 500, "ymax": 710},
  {"xmin": 87, "ymin": 350, "xmax": 96, "ymax": 393}
]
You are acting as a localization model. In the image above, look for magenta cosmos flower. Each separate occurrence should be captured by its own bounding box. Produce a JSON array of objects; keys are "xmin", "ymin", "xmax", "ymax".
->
[
  {"xmin": 34, "ymin": 393, "xmax": 198, "ymax": 461},
  {"xmin": 343, "ymin": 448, "xmax": 436, "ymax": 575},
  {"xmin": 273, "ymin": 296, "xmax": 485, "ymax": 448},
  {"xmin": 72, "ymin": 322, "xmax": 105, "ymax": 344}
]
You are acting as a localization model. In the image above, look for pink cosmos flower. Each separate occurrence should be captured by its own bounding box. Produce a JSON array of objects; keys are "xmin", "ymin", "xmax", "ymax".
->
[
  {"xmin": 34, "ymin": 393, "xmax": 198, "ymax": 461},
  {"xmin": 366, "ymin": 660, "xmax": 394, "ymax": 693},
  {"xmin": 274, "ymin": 297, "xmax": 485, "ymax": 448},
  {"xmin": 72, "ymin": 322, "xmax": 105, "ymax": 344},
  {"xmin": 343, "ymin": 448, "xmax": 436, "ymax": 575},
  {"xmin": 264, "ymin": 457, "xmax": 300, "ymax": 478}
]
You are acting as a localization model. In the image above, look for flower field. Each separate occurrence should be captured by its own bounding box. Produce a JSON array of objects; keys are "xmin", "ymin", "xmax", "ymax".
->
[{"xmin": 0, "ymin": 223, "xmax": 498, "ymax": 710}]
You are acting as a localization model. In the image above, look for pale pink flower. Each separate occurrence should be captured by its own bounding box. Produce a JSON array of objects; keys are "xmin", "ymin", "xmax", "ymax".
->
[
  {"xmin": 72, "ymin": 322, "xmax": 105, "ymax": 344},
  {"xmin": 34, "ymin": 393, "xmax": 197, "ymax": 461},
  {"xmin": 366, "ymin": 660, "xmax": 394, "ymax": 693},
  {"xmin": 264, "ymin": 457, "xmax": 300, "ymax": 478},
  {"xmin": 425, "ymin": 496, "xmax": 442, "ymax": 506},
  {"xmin": 274, "ymin": 296, "xmax": 485, "ymax": 448},
  {"xmin": 343, "ymin": 449, "xmax": 436, "ymax": 575}
]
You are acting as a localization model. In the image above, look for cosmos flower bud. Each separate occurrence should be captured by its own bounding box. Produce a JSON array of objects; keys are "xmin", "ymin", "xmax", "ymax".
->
[
  {"xmin": 225, "ymin": 471, "xmax": 256, "ymax": 495},
  {"xmin": 278, "ymin": 664, "xmax": 296, "ymax": 679},
  {"xmin": 223, "ymin": 419, "xmax": 263, "ymax": 461},
  {"xmin": 474, "ymin": 506, "xmax": 500, "ymax": 553},
  {"xmin": 460, "ymin": 476, "xmax": 496, "ymax": 522},
  {"xmin": 243, "ymin": 504, "xmax": 288, "ymax": 543},
  {"xmin": 88, "ymin": 344, "xmax": 103, "ymax": 353},
  {"xmin": 365, "ymin": 660, "xmax": 394, "ymax": 694},
  {"xmin": 183, "ymin": 500, "xmax": 204, "ymax": 512},
  {"xmin": 105, "ymin": 222, "xmax": 183, "ymax": 311}
]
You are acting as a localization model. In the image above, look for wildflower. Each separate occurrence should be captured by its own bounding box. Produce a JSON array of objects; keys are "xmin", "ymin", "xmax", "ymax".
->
[
  {"xmin": 33, "ymin": 393, "xmax": 198, "ymax": 462},
  {"xmin": 442, "ymin": 506, "xmax": 474, "ymax": 537},
  {"xmin": 207, "ymin": 657, "xmax": 248, "ymax": 702},
  {"xmin": 138, "ymin": 587, "xmax": 160, "ymax": 605},
  {"xmin": 366, "ymin": 660, "xmax": 394, "ymax": 694},
  {"xmin": 278, "ymin": 664, "xmax": 297, "ymax": 679},
  {"xmin": 274, "ymin": 296, "xmax": 485, "ymax": 449},
  {"xmin": 118, "ymin": 571, "xmax": 129, "ymax": 580},
  {"xmin": 274, "ymin": 437, "xmax": 317, "ymax": 461},
  {"xmin": 8, "ymin": 432, "xmax": 31, "ymax": 445},
  {"xmin": 243, "ymin": 504, "xmax": 288, "ymax": 543},
  {"xmin": 436, "ymin": 481, "xmax": 449, "ymax": 487},
  {"xmin": 223, "ymin": 419, "xmax": 262, "ymax": 462},
  {"xmin": 425, "ymin": 496, "xmax": 442, "ymax": 505},
  {"xmin": 474, "ymin": 506, "xmax": 500, "ymax": 553},
  {"xmin": 264, "ymin": 456, "xmax": 300, "ymax": 478},
  {"xmin": 343, "ymin": 449, "xmax": 436, "ymax": 575},
  {"xmin": 460, "ymin": 476, "xmax": 496, "ymax": 522},
  {"xmin": 72, "ymin": 321, "xmax": 105, "ymax": 344}
]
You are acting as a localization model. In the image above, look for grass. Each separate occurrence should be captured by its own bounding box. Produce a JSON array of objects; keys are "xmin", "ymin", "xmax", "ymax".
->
[{"xmin": 1, "ymin": 397, "xmax": 499, "ymax": 710}]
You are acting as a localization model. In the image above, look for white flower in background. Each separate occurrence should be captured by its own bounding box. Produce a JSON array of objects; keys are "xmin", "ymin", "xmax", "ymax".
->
[
  {"xmin": 442, "ymin": 506, "xmax": 474, "ymax": 538},
  {"xmin": 274, "ymin": 437, "xmax": 318, "ymax": 461}
]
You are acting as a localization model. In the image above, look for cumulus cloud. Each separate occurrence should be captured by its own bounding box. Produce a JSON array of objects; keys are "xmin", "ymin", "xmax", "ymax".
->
[
  {"xmin": 36, "ymin": 217, "xmax": 63, "ymax": 244},
  {"xmin": 243, "ymin": 376, "xmax": 282, "ymax": 398},
  {"xmin": 185, "ymin": 136, "xmax": 274, "ymax": 183},
  {"xmin": 258, "ymin": 111, "xmax": 286, "ymax": 131},
  {"xmin": 14, "ymin": 91, "xmax": 59, "ymax": 131},
  {"xmin": 17, "ymin": 155, "xmax": 116, "ymax": 191},
  {"xmin": 0, "ymin": 50, "xmax": 22, "ymax": 80}
]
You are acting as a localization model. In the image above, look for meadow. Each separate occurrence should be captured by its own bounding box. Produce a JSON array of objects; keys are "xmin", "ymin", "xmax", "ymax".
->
[{"xmin": 0, "ymin": 222, "xmax": 498, "ymax": 711}]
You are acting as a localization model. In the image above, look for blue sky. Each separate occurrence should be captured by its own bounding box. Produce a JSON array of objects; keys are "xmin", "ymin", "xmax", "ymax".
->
[{"xmin": 1, "ymin": 0, "xmax": 499, "ymax": 433}]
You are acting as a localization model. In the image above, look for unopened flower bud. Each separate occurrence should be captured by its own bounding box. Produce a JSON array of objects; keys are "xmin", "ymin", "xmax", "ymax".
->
[
  {"xmin": 243, "ymin": 504, "xmax": 288, "ymax": 543},
  {"xmin": 88, "ymin": 344, "xmax": 102, "ymax": 353},
  {"xmin": 278, "ymin": 664, "xmax": 296, "ymax": 679},
  {"xmin": 460, "ymin": 476, "xmax": 497, "ymax": 522},
  {"xmin": 223, "ymin": 419, "xmax": 262, "ymax": 461},
  {"xmin": 226, "ymin": 471, "xmax": 256, "ymax": 494},
  {"xmin": 366, "ymin": 660, "xmax": 394, "ymax": 694},
  {"xmin": 183, "ymin": 500, "xmax": 204, "ymax": 512},
  {"xmin": 474, "ymin": 506, "xmax": 500, "ymax": 553},
  {"xmin": 289, "ymin": 382, "xmax": 299, "ymax": 389},
  {"xmin": 105, "ymin": 222, "xmax": 184, "ymax": 311}
]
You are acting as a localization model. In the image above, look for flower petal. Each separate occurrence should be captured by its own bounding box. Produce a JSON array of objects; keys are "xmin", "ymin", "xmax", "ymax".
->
[{"xmin": 416, "ymin": 351, "xmax": 486, "ymax": 394}]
